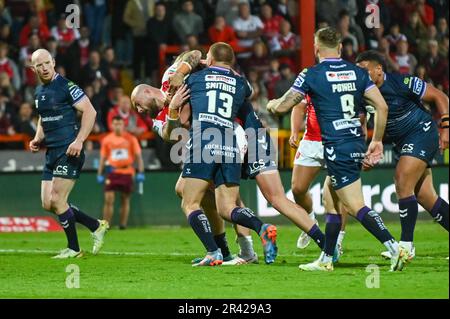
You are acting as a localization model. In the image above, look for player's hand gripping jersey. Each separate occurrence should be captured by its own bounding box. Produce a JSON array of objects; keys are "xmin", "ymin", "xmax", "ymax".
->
[
  {"xmin": 290, "ymin": 58, "xmax": 375, "ymax": 189},
  {"xmin": 380, "ymin": 73, "xmax": 439, "ymax": 165}
]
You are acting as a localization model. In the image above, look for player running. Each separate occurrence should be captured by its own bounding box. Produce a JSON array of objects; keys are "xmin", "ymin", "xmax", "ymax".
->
[
  {"xmin": 29, "ymin": 49, "xmax": 109, "ymax": 259},
  {"xmin": 355, "ymin": 50, "xmax": 449, "ymax": 260},
  {"xmin": 180, "ymin": 42, "xmax": 278, "ymax": 266},
  {"xmin": 290, "ymin": 95, "xmax": 347, "ymax": 253},
  {"xmin": 267, "ymin": 27, "xmax": 407, "ymax": 272}
]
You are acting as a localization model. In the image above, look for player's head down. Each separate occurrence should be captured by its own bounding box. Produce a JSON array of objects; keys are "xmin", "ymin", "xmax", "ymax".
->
[
  {"xmin": 30, "ymin": 49, "xmax": 56, "ymax": 84},
  {"xmin": 131, "ymin": 84, "xmax": 166, "ymax": 115},
  {"xmin": 206, "ymin": 42, "xmax": 235, "ymax": 67},
  {"xmin": 314, "ymin": 27, "xmax": 342, "ymax": 60},
  {"xmin": 355, "ymin": 50, "xmax": 387, "ymax": 86}
]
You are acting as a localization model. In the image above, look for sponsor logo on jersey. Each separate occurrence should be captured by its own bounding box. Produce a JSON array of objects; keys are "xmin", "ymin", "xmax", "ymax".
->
[
  {"xmin": 205, "ymin": 75, "xmax": 236, "ymax": 85},
  {"xmin": 249, "ymin": 159, "xmax": 267, "ymax": 175},
  {"xmin": 332, "ymin": 118, "xmax": 361, "ymax": 130},
  {"xmin": 198, "ymin": 113, "xmax": 233, "ymax": 128},
  {"xmin": 42, "ymin": 115, "xmax": 64, "ymax": 122},
  {"xmin": 326, "ymin": 70, "xmax": 356, "ymax": 82}
]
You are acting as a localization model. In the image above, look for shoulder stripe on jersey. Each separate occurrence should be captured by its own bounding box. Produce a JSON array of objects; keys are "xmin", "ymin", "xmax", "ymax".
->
[
  {"xmin": 420, "ymin": 82, "xmax": 427, "ymax": 99},
  {"xmin": 365, "ymin": 83, "xmax": 376, "ymax": 92},
  {"xmin": 291, "ymin": 87, "xmax": 305, "ymax": 95}
]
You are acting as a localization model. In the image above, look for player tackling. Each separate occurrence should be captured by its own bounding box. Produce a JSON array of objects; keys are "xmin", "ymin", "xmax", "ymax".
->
[{"xmin": 29, "ymin": 49, "xmax": 109, "ymax": 259}]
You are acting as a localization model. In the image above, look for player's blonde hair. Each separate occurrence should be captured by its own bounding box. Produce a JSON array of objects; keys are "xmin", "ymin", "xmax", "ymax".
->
[
  {"xmin": 209, "ymin": 42, "xmax": 235, "ymax": 66},
  {"xmin": 315, "ymin": 27, "xmax": 342, "ymax": 50}
]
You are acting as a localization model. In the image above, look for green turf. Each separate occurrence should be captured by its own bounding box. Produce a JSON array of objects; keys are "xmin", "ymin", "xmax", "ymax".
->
[{"xmin": 0, "ymin": 221, "xmax": 448, "ymax": 299}]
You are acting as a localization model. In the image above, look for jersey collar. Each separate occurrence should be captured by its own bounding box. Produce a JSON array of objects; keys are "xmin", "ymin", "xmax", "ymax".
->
[
  {"xmin": 209, "ymin": 66, "xmax": 231, "ymax": 73},
  {"xmin": 320, "ymin": 58, "xmax": 343, "ymax": 63}
]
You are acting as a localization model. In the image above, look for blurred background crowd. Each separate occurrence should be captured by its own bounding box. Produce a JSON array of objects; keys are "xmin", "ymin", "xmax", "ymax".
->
[{"xmin": 0, "ymin": 0, "xmax": 448, "ymax": 158}]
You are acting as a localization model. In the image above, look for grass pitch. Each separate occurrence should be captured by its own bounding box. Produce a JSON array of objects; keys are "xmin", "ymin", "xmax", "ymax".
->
[{"xmin": 0, "ymin": 220, "xmax": 448, "ymax": 299}]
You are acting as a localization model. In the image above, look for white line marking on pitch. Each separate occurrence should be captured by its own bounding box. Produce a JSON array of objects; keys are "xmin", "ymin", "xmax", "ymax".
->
[{"xmin": 0, "ymin": 249, "xmax": 446, "ymax": 260}]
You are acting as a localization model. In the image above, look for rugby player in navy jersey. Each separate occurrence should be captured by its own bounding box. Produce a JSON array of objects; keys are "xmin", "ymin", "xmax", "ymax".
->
[
  {"xmin": 29, "ymin": 49, "xmax": 109, "ymax": 259},
  {"xmin": 267, "ymin": 27, "xmax": 408, "ymax": 271},
  {"xmin": 181, "ymin": 42, "xmax": 278, "ymax": 266},
  {"xmin": 355, "ymin": 51, "xmax": 449, "ymax": 260}
]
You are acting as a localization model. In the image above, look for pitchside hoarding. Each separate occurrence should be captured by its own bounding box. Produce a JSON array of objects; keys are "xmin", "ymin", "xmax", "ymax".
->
[{"xmin": 0, "ymin": 168, "xmax": 448, "ymax": 227}]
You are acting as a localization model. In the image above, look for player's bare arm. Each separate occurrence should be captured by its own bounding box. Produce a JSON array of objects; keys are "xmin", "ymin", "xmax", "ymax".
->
[
  {"xmin": 289, "ymin": 101, "xmax": 306, "ymax": 148},
  {"xmin": 267, "ymin": 89, "xmax": 304, "ymax": 115},
  {"xmin": 162, "ymin": 84, "xmax": 191, "ymax": 142},
  {"xmin": 422, "ymin": 83, "xmax": 449, "ymax": 152},
  {"xmin": 168, "ymin": 50, "xmax": 202, "ymax": 95},
  {"xmin": 67, "ymin": 96, "xmax": 97, "ymax": 157},
  {"xmin": 29, "ymin": 117, "xmax": 44, "ymax": 152},
  {"xmin": 137, "ymin": 153, "xmax": 145, "ymax": 174},
  {"xmin": 363, "ymin": 85, "xmax": 388, "ymax": 164}
]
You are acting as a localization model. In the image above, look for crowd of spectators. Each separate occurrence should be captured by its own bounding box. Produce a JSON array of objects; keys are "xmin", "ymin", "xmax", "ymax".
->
[{"xmin": 0, "ymin": 0, "xmax": 448, "ymax": 153}]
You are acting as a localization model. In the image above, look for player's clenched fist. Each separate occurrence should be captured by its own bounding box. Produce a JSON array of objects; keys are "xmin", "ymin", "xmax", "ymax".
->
[
  {"xmin": 29, "ymin": 138, "xmax": 41, "ymax": 153},
  {"xmin": 66, "ymin": 139, "xmax": 83, "ymax": 157}
]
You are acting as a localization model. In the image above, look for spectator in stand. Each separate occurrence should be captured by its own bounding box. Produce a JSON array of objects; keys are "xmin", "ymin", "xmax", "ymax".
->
[
  {"xmin": 428, "ymin": 0, "xmax": 448, "ymax": 21},
  {"xmin": 416, "ymin": 0, "xmax": 434, "ymax": 27},
  {"xmin": 365, "ymin": 22, "xmax": 384, "ymax": 51},
  {"xmin": 147, "ymin": 2, "xmax": 173, "ymax": 85},
  {"xmin": 402, "ymin": 11, "xmax": 427, "ymax": 52},
  {"xmin": 0, "ymin": 71, "xmax": 14, "ymax": 99},
  {"xmin": 0, "ymin": 23, "xmax": 12, "ymax": 45},
  {"xmin": 65, "ymin": 26, "xmax": 93, "ymax": 85},
  {"xmin": 0, "ymin": 0, "xmax": 12, "ymax": 29},
  {"xmin": 107, "ymin": 95, "xmax": 148, "ymax": 136},
  {"xmin": 216, "ymin": 0, "xmax": 243, "ymax": 26},
  {"xmin": 101, "ymin": 85, "xmax": 124, "ymax": 128},
  {"xmin": 342, "ymin": 38, "xmax": 357, "ymax": 63},
  {"xmin": 247, "ymin": 68, "xmax": 276, "ymax": 128},
  {"xmin": 260, "ymin": 3, "xmax": 283, "ymax": 41},
  {"xmin": 389, "ymin": 38, "xmax": 418, "ymax": 75},
  {"xmin": 264, "ymin": 57, "xmax": 281, "ymax": 100},
  {"xmin": 0, "ymin": 93, "xmax": 14, "ymax": 136},
  {"xmin": 80, "ymin": 50, "xmax": 112, "ymax": 88},
  {"xmin": 85, "ymin": 83, "xmax": 105, "ymax": 130},
  {"xmin": 19, "ymin": 15, "xmax": 50, "ymax": 47},
  {"xmin": 123, "ymin": 0, "xmax": 154, "ymax": 82},
  {"xmin": 19, "ymin": 34, "xmax": 40, "ymax": 87},
  {"xmin": 316, "ymin": 0, "xmax": 343, "ymax": 27},
  {"xmin": 102, "ymin": 46, "xmax": 120, "ymax": 84},
  {"xmin": 440, "ymin": 35, "xmax": 449, "ymax": 57},
  {"xmin": 274, "ymin": 63, "xmax": 295, "ymax": 99},
  {"xmin": 337, "ymin": 10, "xmax": 358, "ymax": 52},
  {"xmin": 0, "ymin": 42, "xmax": 20, "ymax": 92},
  {"xmin": 270, "ymin": 19, "xmax": 297, "ymax": 70},
  {"xmin": 437, "ymin": 17, "xmax": 449, "ymax": 41},
  {"xmin": 417, "ymin": 24, "xmax": 438, "ymax": 59},
  {"xmin": 424, "ymin": 39, "xmax": 449, "ymax": 93},
  {"xmin": 172, "ymin": 0, "xmax": 203, "ymax": 44},
  {"xmin": 208, "ymin": 16, "xmax": 238, "ymax": 49},
  {"xmin": 243, "ymin": 40, "xmax": 270, "ymax": 74},
  {"xmin": 386, "ymin": 24, "xmax": 407, "ymax": 52},
  {"xmin": 13, "ymin": 102, "xmax": 36, "ymax": 137},
  {"xmin": 233, "ymin": 2, "xmax": 264, "ymax": 59},
  {"xmin": 272, "ymin": 0, "xmax": 292, "ymax": 23},
  {"xmin": 51, "ymin": 14, "xmax": 80, "ymax": 54},
  {"xmin": 183, "ymin": 34, "xmax": 204, "ymax": 54},
  {"xmin": 83, "ymin": 0, "xmax": 107, "ymax": 46}
]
